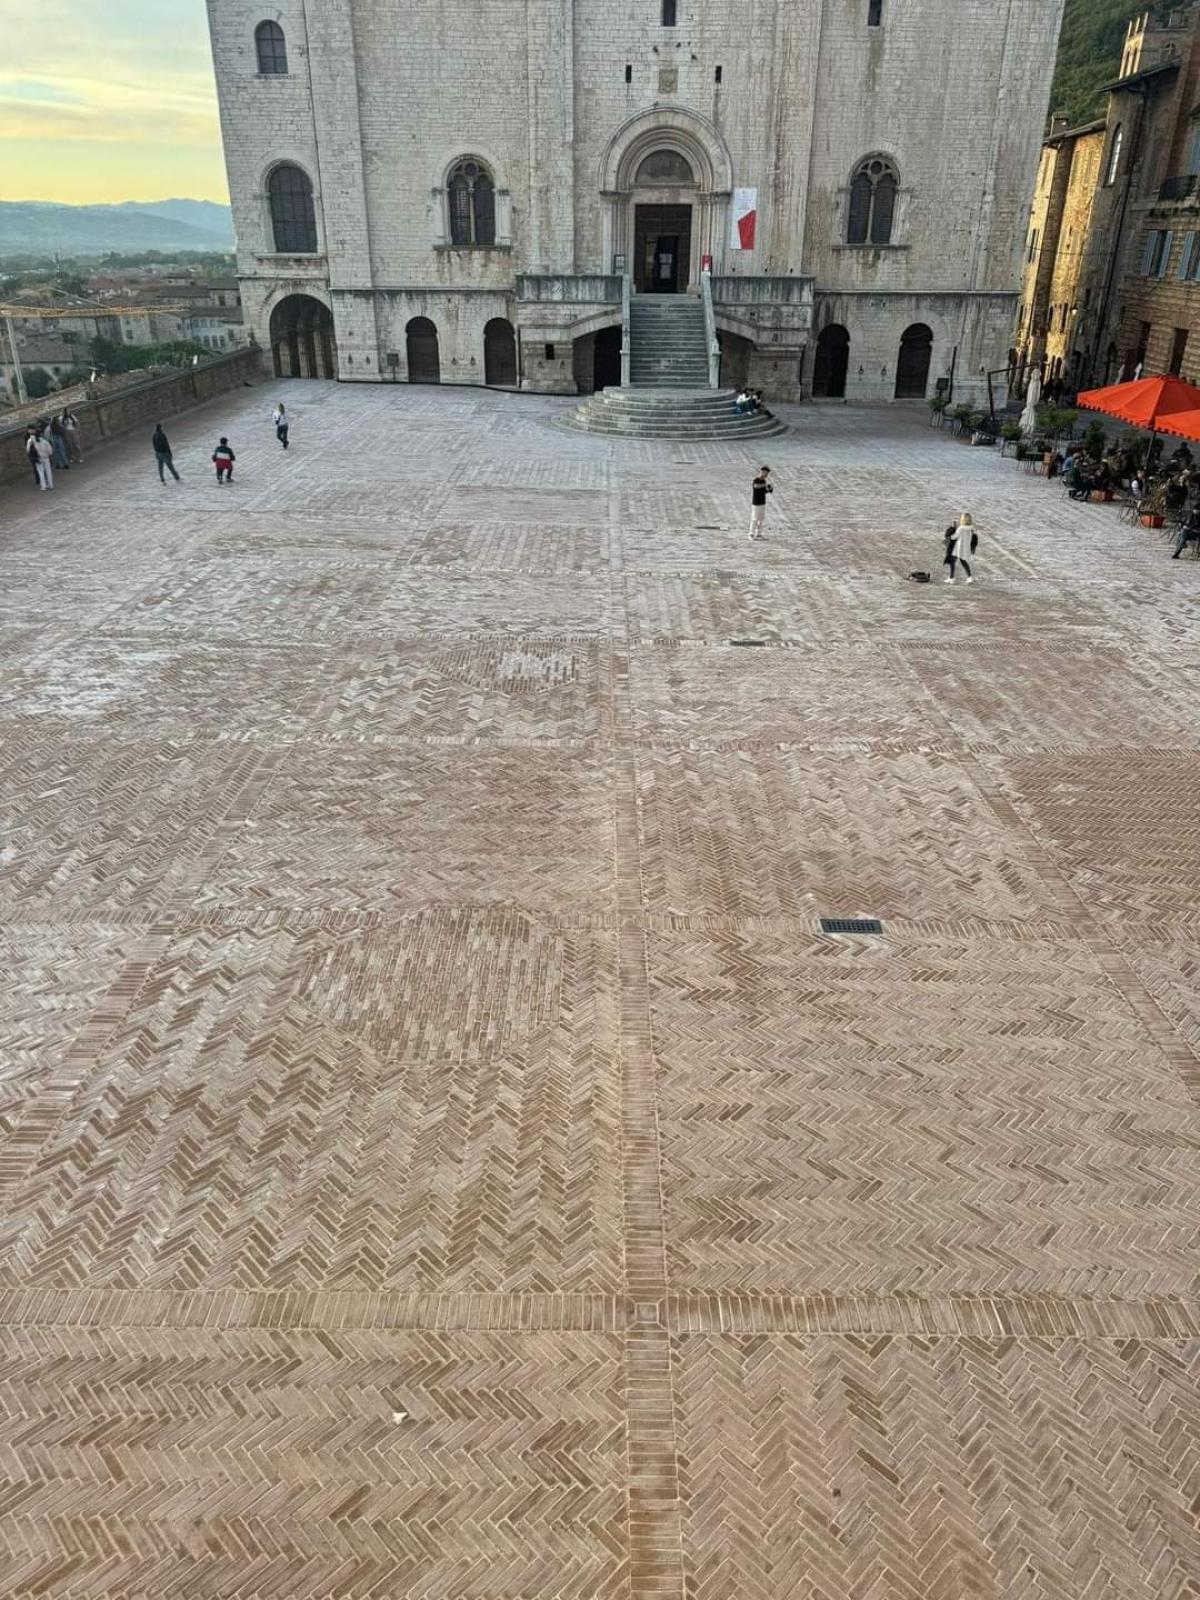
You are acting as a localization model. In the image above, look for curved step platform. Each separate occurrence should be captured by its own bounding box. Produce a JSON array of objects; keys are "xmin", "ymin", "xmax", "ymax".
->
[{"xmin": 562, "ymin": 386, "xmax": 787, "ymax": 442}]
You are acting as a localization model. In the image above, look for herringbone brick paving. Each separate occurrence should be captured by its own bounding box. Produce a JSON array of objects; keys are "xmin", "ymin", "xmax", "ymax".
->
[{"xmin": 2, "ymin": 383, "xmax": 1199, "ymax": 1597}]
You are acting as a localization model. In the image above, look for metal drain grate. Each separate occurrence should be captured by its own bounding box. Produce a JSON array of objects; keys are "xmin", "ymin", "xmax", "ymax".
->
[
  {"xmin": 730, "ymin": 639, "xmax": 767, "ymax": 647},
  {"xmin": 820, "ymin": 918, "xmax": 883, "ymax": 935}
]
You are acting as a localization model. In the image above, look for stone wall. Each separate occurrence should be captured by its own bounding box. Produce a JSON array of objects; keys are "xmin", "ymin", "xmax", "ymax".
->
[
  {"xmin": 0, "ymin": 347, "xmax": 263, "ymax": 487},
  {"xmin": 207, "ymin": 0, "xmax": 1061, "ymax": 399}
]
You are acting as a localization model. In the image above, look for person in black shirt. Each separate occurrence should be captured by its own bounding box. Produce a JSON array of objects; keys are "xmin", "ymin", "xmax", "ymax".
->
[{"xmin": 749, "ymin": 467, "xmax": 773, "ymax": 539}]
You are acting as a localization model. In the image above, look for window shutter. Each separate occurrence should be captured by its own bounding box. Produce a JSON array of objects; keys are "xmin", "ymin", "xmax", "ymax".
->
[
  {"xmin": 1179, "ymin": 233, "xmax": 1195, "ymax": 279},
  {"xmin": 846, "ymin": 173, "xmax": 872, "ymax": 244},
  {"xmin": 1141, "ymin": 233, "xmax": 1157, "ymax": 274},
  {"xmin": 870, "ymin": 174, "xmax": 897, "ymax": 244},
  {"xmin": 1160, "ymin": 230, "xmax": 1175, "ymax": 276}
]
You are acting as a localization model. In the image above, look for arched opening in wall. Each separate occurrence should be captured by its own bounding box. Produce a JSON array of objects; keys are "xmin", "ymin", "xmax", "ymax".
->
[
  {"xmin": 593, "ymin": 326, "xmax": 623, "ymax": 391},
  {"xmin": 406, "ymin": 317, "xmax": 440, "ymax": 384},
  {"xmin": 894, "ymin": 323, "xmax": 932, "ymax": 399},
  {"xmin": 812, "ymin": 324, "xmax": 850, "ymax": 398},
  {"xmin": 716, "ymin": 330, "xmax": 754, "ymax": 392},
  {"xmin": 633, "ymin": 149, "xmax": 696, "ymax": 293},
  {"xmin": 483, "ymin": 318, "xmax": 517, "ymax": 386},
  {"xmin": 269, "ymin": 294, "xmax": 336, "ymax": 378}
]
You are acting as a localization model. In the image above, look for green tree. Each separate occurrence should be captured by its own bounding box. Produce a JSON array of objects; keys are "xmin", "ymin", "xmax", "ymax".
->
[{"xmin": 24, "ymin": 367, "xmax": 55, "ymax": 399}]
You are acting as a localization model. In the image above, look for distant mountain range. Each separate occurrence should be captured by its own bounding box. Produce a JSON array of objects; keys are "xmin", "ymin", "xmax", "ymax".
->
[{"xmin": 0, "ymin": 200, "xmax": 235, "ymax": 257}]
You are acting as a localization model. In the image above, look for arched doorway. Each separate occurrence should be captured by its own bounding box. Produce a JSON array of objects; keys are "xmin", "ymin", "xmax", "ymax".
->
[
  {"xmin": 593, "ymin": 326, "xmax": 622, "ymax": 390},
  {"xmin": 894, "ymin": 323, "xmax": 932, "ymax": 399},
  {"xmin": 406, "ymin": 317, "xmax": 440, "ymax": 384},
  {"xmin": 269, "ymin": 294, "xmax": 336, "ymax": 379},
  {"xmin": 632, "ymin": 149, "xmax": 696, "ymax": 292},
  {"xmin": 483, "ymin": 318, "xmax": 517, "ymax": 386},
  {"xmin": 599, "ymin": 109, "xmax": 733, "ymax": 294},
  {"xmin": 812, "ymin": 324, "xmax": 849, "ymax": 399}
]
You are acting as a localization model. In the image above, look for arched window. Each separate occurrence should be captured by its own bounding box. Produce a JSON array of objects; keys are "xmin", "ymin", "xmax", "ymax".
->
[
  {"xmin": 255, "ymin": 20, "xmax": 288, "ymax": 74},
  {"xmin": 447, "ymin": 159, "xmax": 496, "ymax": 247},
  {"xmin": 268, "ymin": 165, "xmax": 317, "ymax": 253},
  {"xmin": 868, "ymin": 0, "xmax": 882, "ymax": 24},
  {"xmin": 1105, "ymin": 124, "xmax": 1123, "ymax": 186},
  {"xmin": 846, "ymin": 155, "xmax": 899, "ymax": 245},
  {"xmin": 635, "ymin": 150, "xmax": 695, "ymax": 184}
]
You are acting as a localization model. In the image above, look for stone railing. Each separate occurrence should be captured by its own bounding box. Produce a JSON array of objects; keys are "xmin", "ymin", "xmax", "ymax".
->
[
  {"xmin": 620, "ymin": 274, "xmax": 631, "ymax": 387},
  {"xmin": 0, "ymin": 345, "xmax": 263, "ymax": 487},
  {"xmin": 700, "ymin": 270, "xmax": 719, "ymax": 388},
  {"xmin": 712, "ymin": 275, "xmax": 815, "ymax": 305},
  {"xmin": 516, "ymin": 274, "xmax": 622, "ymax": 303}
]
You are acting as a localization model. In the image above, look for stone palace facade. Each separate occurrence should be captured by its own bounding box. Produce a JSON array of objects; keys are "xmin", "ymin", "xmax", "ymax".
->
[{"xmin": 206, "ymin": 0, "xmax": 1062, "ymax": 402}]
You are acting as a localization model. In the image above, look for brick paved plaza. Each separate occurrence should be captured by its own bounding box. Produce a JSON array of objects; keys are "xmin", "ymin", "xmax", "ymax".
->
[{"xmin": 2, "ymin": 383, "xmax": 1200, "ymax": 1598}]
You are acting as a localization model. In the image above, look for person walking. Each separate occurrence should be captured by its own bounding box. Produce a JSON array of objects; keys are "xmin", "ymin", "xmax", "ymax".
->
[
  {"xmin": 151, "ymin": 423, "xmax": 181, "ymax": 483},
  {"xmin": 749, "ymin": 466, "xmax": 773, "ymax": 539},
  {"xmin": 32, "ymin": 429, "xmax": 55, "ymax": 490},
  {"xmin": 212, "ymin": 436, "xmax": 236, "ymax": 484},
  {"xmin": 60, "ymin": 407, "xmax": 82, "ymax": 463},
  {"xmin": 943, "ymin": 512, "xmax": 976, "ymax": 583},
  {"xmin": 48, "ymin": 415, "xmax": 70, "ymax": 471},
  {"xmin": 272, "ymin": 402, "xmax": 289, "ymax": 449}
]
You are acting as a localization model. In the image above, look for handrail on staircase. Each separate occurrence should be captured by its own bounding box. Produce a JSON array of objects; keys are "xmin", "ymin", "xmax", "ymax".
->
[
  {"xmin": 700, "ymin": 270, "xmax": 719, "ymax": 389},
  {"xmin": 620, "ymin": 274, "xmax": 631, "ymax": 388}
]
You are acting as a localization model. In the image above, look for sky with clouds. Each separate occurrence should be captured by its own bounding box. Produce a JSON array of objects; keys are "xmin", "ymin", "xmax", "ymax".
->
[{"xmin": 0, "ymin": 0, "xmax": 228, "ymax": 204}]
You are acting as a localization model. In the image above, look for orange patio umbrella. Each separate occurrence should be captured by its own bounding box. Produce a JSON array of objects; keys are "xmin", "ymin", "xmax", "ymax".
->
[{"xmin": 1076, "ymin": 375, "xmax": 1200, "ymax": 467}]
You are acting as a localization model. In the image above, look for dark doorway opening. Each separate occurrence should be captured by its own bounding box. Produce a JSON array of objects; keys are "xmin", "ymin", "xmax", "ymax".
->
[
  {"xmin": 406, "ymin": 317, "xmax": 440, "ymax": 384},
  {"xmin": 484, "ymin": 317, "xmax": 517, "ymax": 386},
  {"xmin": 894, "ymin": 322, "xmax": 933, "ymax": 399},
  {"xmin": 269, "ymin": 294, "xmax": 336, "ymax": 378},
  {"xmin": 634, "ymin": 204, "xmax": 692, "ymax": 292},
  {"xmin": 812, "ymin": 324, "xmax": 850, "ymax": 398},
  {"xmin": 594, "ymin": 325, "xmax": 623, "ymax": 390}
]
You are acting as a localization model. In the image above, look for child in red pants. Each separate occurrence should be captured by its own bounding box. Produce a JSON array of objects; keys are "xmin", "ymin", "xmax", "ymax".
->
[{"xmin": 212, "ymin": 437, "xmax": 236, "ymax": 483}]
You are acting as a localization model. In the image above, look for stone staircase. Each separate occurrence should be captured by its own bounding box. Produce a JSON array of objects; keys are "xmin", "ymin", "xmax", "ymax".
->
[
  {"xmin": 562, "ymin": 386, "xmax": 786, "ymax": 441},
  {"xmin": 628, "ymin": 294, "xmax": 710, "ymax": 387}
]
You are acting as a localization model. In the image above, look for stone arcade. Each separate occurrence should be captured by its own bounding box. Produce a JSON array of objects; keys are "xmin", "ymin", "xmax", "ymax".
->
[{"xmin": 207, "ymin": 0, "xmax": 1062, "ymax": 402}]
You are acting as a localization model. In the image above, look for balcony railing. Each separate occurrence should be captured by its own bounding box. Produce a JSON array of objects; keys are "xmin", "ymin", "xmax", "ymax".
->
[{"xmin": 1159, "ymin": 173, "xmax": 1200, "ymax": 200}]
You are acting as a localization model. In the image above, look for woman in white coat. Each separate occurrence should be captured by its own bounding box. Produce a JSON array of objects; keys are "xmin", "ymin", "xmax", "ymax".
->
[{"xmin": 943, "ymin": 512, "xmax": 976, "ymax": 583}]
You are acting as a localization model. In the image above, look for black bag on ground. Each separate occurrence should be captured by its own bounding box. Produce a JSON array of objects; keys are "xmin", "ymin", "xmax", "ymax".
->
[{"xmin": 908, "ymin": 571, "xmax": 931, "ymax": 583}]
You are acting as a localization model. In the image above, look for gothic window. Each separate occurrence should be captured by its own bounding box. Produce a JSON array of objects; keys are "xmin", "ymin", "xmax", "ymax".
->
[
  {"xmin": 447, "ymin": 159, "xmax": 496, "ymax": 246},
  {"xmin": 662, "ymin": 0, "xmax": 677, "ymax": 25},
  {"xmin": 846, "ymin": 155, "xmax": 899, "ymax": 245},
  {"xmin": 255, "ymin": 20, "xmax": 288, "ymax": 74},
  {"xmin": 1105, "ymin": 124, "xmax": 1122, "ymax": 185},
  {"xmin": 268, "ymin": 164, "xmax": 317, "ymax": 252},
  {"xmin": 868, "ymin": 0, "xmax": 882, "ymax": 24}
]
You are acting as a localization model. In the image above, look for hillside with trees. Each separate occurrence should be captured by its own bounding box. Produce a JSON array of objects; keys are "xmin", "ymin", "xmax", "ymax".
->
[{"xmin": 1050, "ymin": 0, "xmax": 1172, "ymax": 128}]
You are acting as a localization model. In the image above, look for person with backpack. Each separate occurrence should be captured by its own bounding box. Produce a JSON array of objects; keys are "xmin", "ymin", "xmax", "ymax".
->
[
  {"xmin": 943, "ymin": 513, "xmax": 976, "ymax": 583},
  {"xmin": 151, "ymin": 422, "xmax": 181, "ymax": 483},
  {"xmin": 212, "ymin": 436, "xmax": 236, "ymax": 484}
]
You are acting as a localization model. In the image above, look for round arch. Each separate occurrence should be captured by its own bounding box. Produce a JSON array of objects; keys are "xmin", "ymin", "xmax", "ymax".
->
[
  {"xmin": 268, "ymin": 292, "xmax": 336, "ymax": 378},
  {"xmin": 894, "ymin": 322, "xmax": 932, "ymax": 399},
  {"xmin": 598, "ymin": 108, "xmax": 734, "ymax": 284}
]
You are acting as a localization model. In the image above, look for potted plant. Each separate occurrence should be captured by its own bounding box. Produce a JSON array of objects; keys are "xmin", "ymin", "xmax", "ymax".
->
[
  {"xmin": 1140, "ymin": 483, "xmax": 1167, "ymax": 527},
  {"xmin": 1081, "ymin": 420, "xmax": 1106, "ymax": 460},
  {"xmin": 1000, "ymin": 422, "xmax": 1022, "ymax": 456},
  {"xmin": 928, "ymin": 396, "xmax": 947, "ymax": 426}
]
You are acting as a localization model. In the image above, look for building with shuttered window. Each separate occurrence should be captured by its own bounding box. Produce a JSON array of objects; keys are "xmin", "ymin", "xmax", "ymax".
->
[{"xmin": 206, "ymin": 0, "xmax": 1061, "ymax": 402}]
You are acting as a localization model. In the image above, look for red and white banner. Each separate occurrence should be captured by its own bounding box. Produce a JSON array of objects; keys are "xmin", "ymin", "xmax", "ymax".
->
[{"xmin": 730, "ymin": 187, "xmax": 757, "ymax": 251}]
